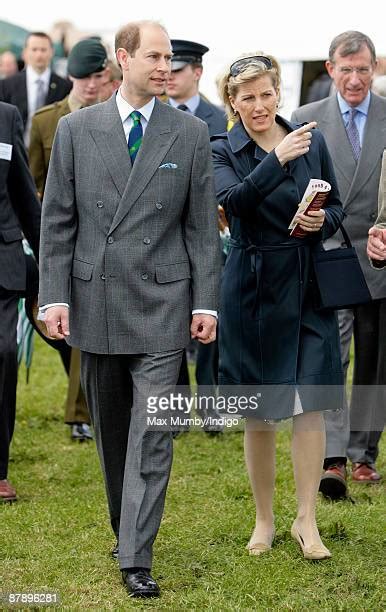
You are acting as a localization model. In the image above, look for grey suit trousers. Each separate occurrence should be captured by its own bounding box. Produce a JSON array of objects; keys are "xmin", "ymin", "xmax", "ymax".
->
[
  {"xmin": 325, "ymin": 302, "xmax": 385, "ymax": 463},
  {"xmin": 81, "ymin": 348, "xmax": 183, "ymax": 570}
]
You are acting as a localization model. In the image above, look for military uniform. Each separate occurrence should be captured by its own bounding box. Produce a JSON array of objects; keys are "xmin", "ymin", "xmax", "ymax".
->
[
  {"xmin": 29, "ymin": 38, "xmax": 108, "ymax": 435},
  {"xmin": 29, "ymin": 96, "xmax": 71, "ymax": 198}
]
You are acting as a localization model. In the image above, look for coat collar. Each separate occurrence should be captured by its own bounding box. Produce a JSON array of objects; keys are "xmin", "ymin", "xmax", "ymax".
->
[{"xmin": 227, "ymin": 114, "xmax": 296, "ymax": 154}]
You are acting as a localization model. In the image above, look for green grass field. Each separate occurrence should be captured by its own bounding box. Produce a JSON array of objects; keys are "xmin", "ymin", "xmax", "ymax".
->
[{"xmin": 1, "ymin": 336, "xmax": 385, "ymax": 611}]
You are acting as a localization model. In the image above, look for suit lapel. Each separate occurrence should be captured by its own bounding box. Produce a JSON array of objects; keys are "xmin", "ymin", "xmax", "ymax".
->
[
  {"xmin": 345, "ymin": 94, "xmax": 386, "ymax": 208},
  {"xmin": 89, "ymin": 95, "xmax": 132, "ymax": 197},
  {"xmin": 47, "ymin": 74, "xmax": 60, "ymax": 104},
  {"xmin": 19, "ymin": 72, "xmax": 28, "ymax": 125},
  {"xmin": 109, "ymin": 98, "xmax": 178, "ymax": 233}
]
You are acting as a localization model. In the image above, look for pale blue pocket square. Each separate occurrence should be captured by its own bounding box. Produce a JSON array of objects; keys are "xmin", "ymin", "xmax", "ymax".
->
[{"xmin": 159, "ymin": 163, "xmax": 178, "ymax": 169}]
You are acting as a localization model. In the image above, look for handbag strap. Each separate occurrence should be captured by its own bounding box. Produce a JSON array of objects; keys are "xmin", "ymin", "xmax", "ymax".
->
[{"xmin": 338, "ymin": 223, "xmax": 353, "ymax": 248}]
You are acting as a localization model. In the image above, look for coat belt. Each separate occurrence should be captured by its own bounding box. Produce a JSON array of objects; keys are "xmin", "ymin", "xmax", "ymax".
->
[{"xmin": 228, "ymin": 238, "xmax": 313, "ymax": 317}]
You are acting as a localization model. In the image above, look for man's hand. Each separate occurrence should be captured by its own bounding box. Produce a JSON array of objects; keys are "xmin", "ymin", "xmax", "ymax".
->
[
  {"xmin": 191, "ymin": 314, "xmax": 217, "ymax": 344},
  {"xmin": 367, "ymin": 226, "xmax": 386, "ymax": 261},
  {"xmin": 295, "ymin": 208, "xmax": 326, "ymax": 232},
  {"xmin": 44, "ymin": 305, "xmax": 70, "ymax": 340},
  {"xmin": 275, "ymin": 122, "xmax": 317, "ymax": 165}
]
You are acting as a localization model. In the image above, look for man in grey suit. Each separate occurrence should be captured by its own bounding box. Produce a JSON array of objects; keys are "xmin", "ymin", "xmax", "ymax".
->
[
  {"xmin": 292, "ymin": 31, "xmax": 386, "ymax": 499},
  {"xmin": 39, "ymin": 21, "xmax": 220, "ymax": 598}
]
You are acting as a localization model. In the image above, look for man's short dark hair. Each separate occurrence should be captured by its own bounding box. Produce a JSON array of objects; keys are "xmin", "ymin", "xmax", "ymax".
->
[
  {"xmin": 115, "ymin": 20, "xmax": 167, "ymax": 57},
  {"xmin": 329, "ymin": 31, "xmax": 376, "ymax": 64},
  {"xmin": 24, "ymin": 32, "xmax": 53, "ymax": 48}
]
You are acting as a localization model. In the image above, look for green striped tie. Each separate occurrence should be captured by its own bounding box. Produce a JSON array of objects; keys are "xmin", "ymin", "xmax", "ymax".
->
[{"xmin": 128, "ymin": 110, "xmax": 143, "ymax": 163}]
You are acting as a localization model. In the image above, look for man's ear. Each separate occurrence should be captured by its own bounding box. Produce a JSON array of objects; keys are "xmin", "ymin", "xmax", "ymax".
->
[
  {"xmin": 325, "ymin": 60, "xmax": 334, "ymax": 79},
  {"xmin": 116, "ymin": 48, "xmax": 129, "ymax": 70},
  {"xmin": 193, "ymin": 66, "xmax": 203, "ymax": 82}
]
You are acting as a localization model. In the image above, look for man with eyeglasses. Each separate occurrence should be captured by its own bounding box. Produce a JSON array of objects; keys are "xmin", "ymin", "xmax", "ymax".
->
[{"xmin": 292, "ymin": 31, "xmax": 386, "ymax": 498}]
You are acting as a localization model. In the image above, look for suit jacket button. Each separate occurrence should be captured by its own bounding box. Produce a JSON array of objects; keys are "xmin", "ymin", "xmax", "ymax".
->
[
  {"xmin": 101, "ymin": 274, "xmax": 106, "ymax": 280},
  {"xmin": 156, "ymin": 202, "xmax": 163, "ymax": 210},
  {"xmin": 141, "ymin": 273, "xmax": 149, "ymax": 280},
  {"xmin": 107, "ymin": 236, "xmax": 114, "ymax": 244},
  {"xmin": 97, "ymin": 201, "xmax": 104, "ymax": 208},
  {"xmin": 143, "ymin": 237, "xmax": 151, "ymax": 245}
]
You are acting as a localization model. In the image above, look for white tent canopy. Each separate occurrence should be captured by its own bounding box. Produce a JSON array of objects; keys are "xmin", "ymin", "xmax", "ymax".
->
[{"xmin": 3, "ymin": 0, "xmax": 384, "ymax": 113}]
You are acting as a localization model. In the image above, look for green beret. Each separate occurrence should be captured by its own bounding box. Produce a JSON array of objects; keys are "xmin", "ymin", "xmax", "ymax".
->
[{"xmin": 67, "ymin": 38, "xmax": 107, "ymax": 78}]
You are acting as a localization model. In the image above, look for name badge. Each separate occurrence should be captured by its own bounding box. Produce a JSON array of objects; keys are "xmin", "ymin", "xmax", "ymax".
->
[{"xmin": 0, "ymin": 143, "xmax": 12, "ymax": 161}]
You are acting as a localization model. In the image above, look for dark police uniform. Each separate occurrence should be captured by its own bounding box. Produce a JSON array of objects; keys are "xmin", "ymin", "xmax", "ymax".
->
[{"xmin": 168, "ymin": 40, "xmax": 226, "ymax": 399}]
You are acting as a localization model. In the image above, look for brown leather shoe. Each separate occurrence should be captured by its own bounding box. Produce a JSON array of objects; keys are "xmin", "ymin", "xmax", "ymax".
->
[
  {"xmin": 0, "ymin": 479, "xmax": 17, "ymax": 502},
  {"xmin": 352, "ymin": 463, "xmax": 382, "ymax": 483},
  {"xmin": 319, "ymin": 463, "xmax": 347, "ymax": 499}
]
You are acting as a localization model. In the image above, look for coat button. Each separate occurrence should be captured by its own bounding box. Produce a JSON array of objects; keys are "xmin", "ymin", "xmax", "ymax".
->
[
  {"xmin": 100, "ymin": 274, "xmax": 106, "ymax": 280},
  {"xmin": 156, "ymin": 202, "xmax": 163, "ymax": 210},
  {"xmin": 141, "ymin": 273, "xmax": 148, "ymax": 280},
  {"xmin": 97, "ymin": 201, "xmax": 104, "ymax": 208},
  {"xmin": 107, "ymin": 236, "xmax": 114, "ymax": 244},
  {"xmin": 143, "ymin": 237, "xmax": 151, "ymax": 245}
]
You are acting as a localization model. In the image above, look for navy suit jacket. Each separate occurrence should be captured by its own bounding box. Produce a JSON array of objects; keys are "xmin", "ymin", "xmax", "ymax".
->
[
  {"xmin": 0, "ymin": 70, "xmax": 72, "ymax": 128},
  {"xmin": 0, "ymin": 102, "xmax": 41, "ymax": 291}
]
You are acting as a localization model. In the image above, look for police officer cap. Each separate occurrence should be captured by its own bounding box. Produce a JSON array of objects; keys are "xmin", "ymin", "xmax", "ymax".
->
[
  {"xmin": 67, "ymin": 38, "xmax": 107, "ymax": 78},
  {"xmin": 171, "ymin": 40, "xmax": 209, "ymax": 71}
]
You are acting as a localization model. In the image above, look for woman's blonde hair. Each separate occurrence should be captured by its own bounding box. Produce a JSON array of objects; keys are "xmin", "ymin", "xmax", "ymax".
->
[{"xmin": 217, "ymin": 52, "xmax": 281, "ymax": 122}]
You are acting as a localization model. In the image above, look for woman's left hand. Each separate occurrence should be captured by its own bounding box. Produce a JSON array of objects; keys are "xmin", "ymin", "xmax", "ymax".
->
[{"xmin": 295, "ymin": 209, "xmax": 325, "ymax": 232}]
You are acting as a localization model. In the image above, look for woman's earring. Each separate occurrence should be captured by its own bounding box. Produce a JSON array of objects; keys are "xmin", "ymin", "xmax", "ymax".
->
[{"xmin": 233, "ymin": 108, "xmax": 237, "ymax": 116}]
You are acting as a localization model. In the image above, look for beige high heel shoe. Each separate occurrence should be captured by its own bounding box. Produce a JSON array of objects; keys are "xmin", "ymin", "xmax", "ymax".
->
[
  {"xmin": 291, "ymin": 522, "xmax": 331, "ymax": 560},
  {"xmin": 246, "ymin": 528, "xmax": 275, "ymax": 556}
]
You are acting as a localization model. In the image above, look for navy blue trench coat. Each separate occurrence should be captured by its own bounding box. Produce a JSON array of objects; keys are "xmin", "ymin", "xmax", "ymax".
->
[{"xmin": 211, "ymin": 116, "xmax": 344, "ymax": 420}]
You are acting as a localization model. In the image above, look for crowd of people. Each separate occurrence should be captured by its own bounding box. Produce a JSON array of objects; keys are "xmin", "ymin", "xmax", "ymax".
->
[{"xmin": 0, "ymin": 21, "xmax": 385, "ymax": 599}]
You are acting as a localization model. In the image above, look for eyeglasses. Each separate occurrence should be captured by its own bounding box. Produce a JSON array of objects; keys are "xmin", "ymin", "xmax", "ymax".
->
[
  {"xmin": 229, "ymin": 55, "xmax": 273, "ymax": 77},
  {"xmin": 335, "ymin": 66, "xmax": 373, "ymax": 76}
]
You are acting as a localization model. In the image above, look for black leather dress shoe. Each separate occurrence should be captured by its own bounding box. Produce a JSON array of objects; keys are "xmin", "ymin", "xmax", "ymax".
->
[
  {"xmin": 121, "ymin": 568, "xmax": 160, "ymax": 598},
  {"xmin": 319, "ymin": 463, "xmax": 347, "ymax": 499},
  {"xmin": 111, "ymin": 542, "xmax": 119, "ymax": 560}
]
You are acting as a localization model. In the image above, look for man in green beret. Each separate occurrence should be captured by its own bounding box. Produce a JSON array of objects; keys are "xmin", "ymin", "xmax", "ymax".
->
[{"xmin": 29, "ymin": 38, "xmax": 110, "ymax": 441}]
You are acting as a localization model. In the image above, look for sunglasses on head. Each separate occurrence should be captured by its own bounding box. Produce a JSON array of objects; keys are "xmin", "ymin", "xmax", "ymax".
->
[{"xmin": 229, "ymin": 55, "xmax": 273, "ymax": 77}]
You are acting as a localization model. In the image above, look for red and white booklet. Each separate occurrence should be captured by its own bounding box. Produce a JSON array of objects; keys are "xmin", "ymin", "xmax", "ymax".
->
[{"xmin": 288, "ymin": 179, "xmax": 331, "ymax": 238}]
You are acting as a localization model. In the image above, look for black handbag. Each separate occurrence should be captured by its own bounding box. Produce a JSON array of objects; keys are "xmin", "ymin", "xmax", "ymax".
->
[{"xmin": 312, "ymin": 224, "xmax": 372, "ymax": 310}]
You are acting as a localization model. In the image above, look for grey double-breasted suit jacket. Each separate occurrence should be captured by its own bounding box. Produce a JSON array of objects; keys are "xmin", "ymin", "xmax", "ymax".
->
[
  {"xmin": 292, "ymin": 93, "xmax": 386, "ymax": 300},
  {"xmin": 39, "ymin": 96, "xmax": 221, "ymax": 354}
]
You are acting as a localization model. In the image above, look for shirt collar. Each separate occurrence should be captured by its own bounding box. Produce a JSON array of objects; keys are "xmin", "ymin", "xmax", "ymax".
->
[
  {"xmin": 228, "ymin": 114, "xmax": 294, "ymax": 154},
  {"xmin": 26, "ymin": 65, "xmax": 51, "ymax": 86},
  {"xmin": 115, "ymin": 87, "xmax": 155, "ymax": 123},
  {"xmin": 168, "ymin": 93, "xmax": 200, "ymax": 114},
  {"xmin": 337, "ymin": 91, "xmax": 371, "ymax": 117}
]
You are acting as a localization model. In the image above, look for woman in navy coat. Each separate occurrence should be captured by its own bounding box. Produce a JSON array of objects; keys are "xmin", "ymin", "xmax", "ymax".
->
[{"xmin": 212, "ymin": 54, "xmax": 344, "ymax": 560}]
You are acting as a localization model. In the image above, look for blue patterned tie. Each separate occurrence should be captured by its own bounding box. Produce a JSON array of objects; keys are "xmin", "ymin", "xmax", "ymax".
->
[
  {"xmin": 346, "ymin": 108, "xmax": 361, "ymax": 161},
  {"xmin": 128, "ymin": 110, "xmax": 143, "ymax": 163}
]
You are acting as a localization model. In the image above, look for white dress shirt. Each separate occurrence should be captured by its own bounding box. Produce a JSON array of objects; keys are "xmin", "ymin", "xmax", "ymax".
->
[{"xmin": 25, "ymin": 65, "xmax": 51, "ymax": 147}]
